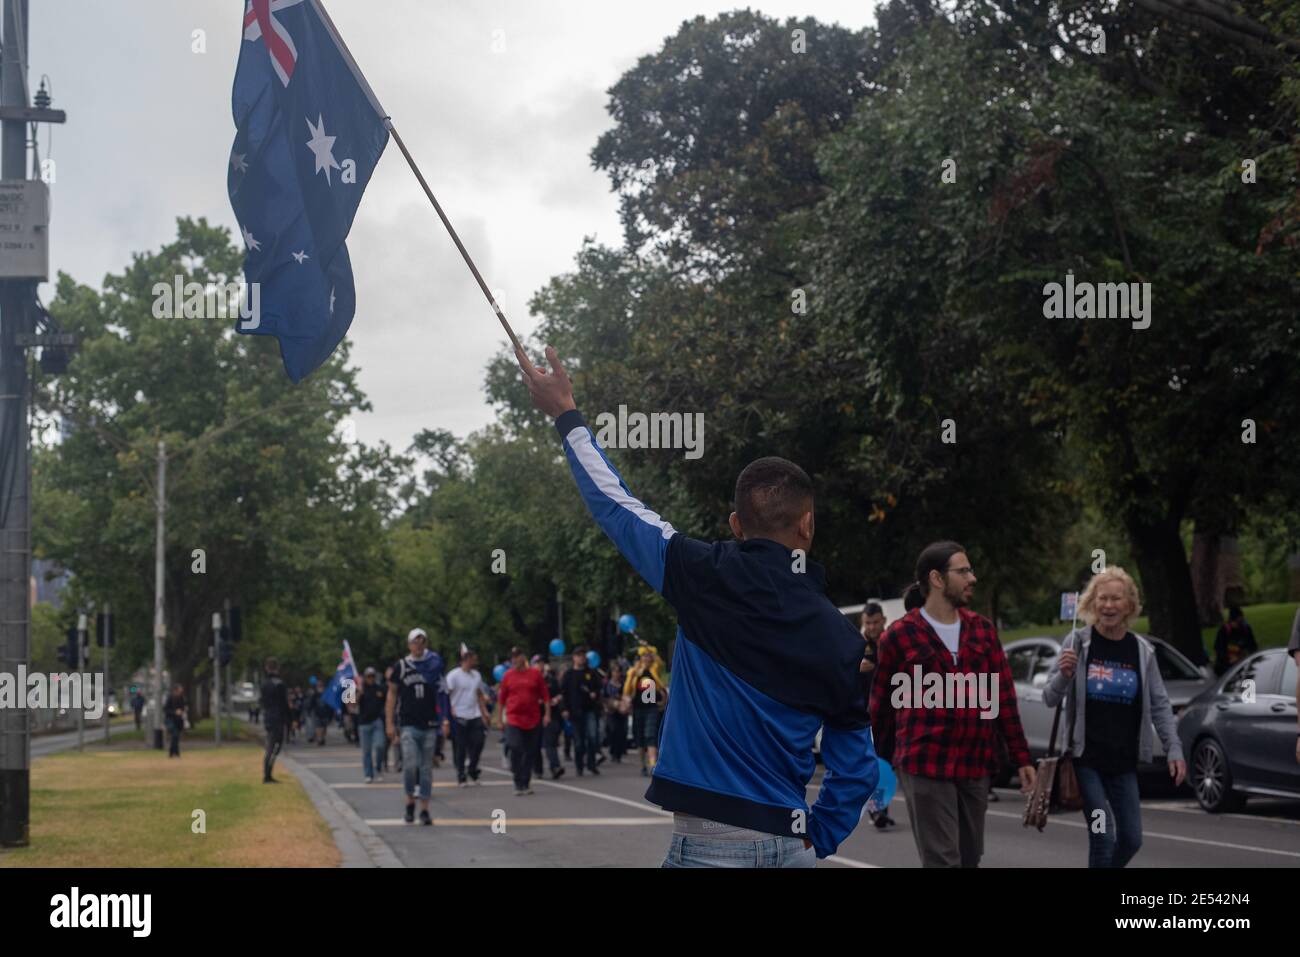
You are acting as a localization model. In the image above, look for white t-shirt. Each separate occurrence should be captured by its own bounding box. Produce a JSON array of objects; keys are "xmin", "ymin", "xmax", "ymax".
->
[
  {"xmin": 445, "ymin": 667, "xmax": 486, "ymax": 720},
  {"xmin": 920, "ymin": 608, "xmax": 961, "ymax": 665}
]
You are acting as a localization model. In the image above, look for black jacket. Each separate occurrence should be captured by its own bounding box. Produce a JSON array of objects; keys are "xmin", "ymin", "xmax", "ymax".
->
[{"xmin": 560, "ymin": 666, "xmax": 602, "ymax": 715}]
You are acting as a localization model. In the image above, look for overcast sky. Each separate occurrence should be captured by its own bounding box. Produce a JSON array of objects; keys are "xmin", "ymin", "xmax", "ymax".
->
[{"xmin": 29, "ymin": 1, "xmax": 877, "ymax": 453}]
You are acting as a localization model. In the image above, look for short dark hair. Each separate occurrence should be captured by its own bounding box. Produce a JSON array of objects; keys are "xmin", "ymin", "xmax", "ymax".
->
[
  {"xmin": 572, "ymin": 645, "xmax": 587, "ymax": 656},
  {"xmin": 264, "ymin": 656, "xmax": 279, "ymax": 673},
  {"xmin": 734, "ymin": 457, "xmax": 814, "ymax": 537},
  {"xmin": 863, "ymin": 602, "xmax": 884, "ymax": 618}
]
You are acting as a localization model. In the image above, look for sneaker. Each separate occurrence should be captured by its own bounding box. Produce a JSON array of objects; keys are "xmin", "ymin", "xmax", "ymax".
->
[
  {"xmin": 514, "ymin": 789, "xmax": 525, "ymax": 796},
  {"xmin": 596, "ymin": 754, "xmax": 606, "ymax": 766},
  {"xmin": 551, "ymin": 767, "xmax": 565, "ymax": 780},
  {"xmin": 988, "ymin": 789, "xmax": 1000, "ymax": 803},
  {"xmin": 404, "ymin": 802, "xmax": 415, "ymax": 824},
  {"xmin": 364, "ymin": 775, "xmax": 373, "ymax": 784},
  {"xmin": 873, "ymin": 814, "xmax": 890, "ymax": 830},
  {"xmin": 524, "ymin": 788, "xmax": 535, "ymax": 795},
  {"xmin": 576, "ymin": 768, "xmax": 584, "ymax": 776},
  {"xmin": 263, "ymin": 776, "xmax": 279, "ymax": 784},
  {"xmin": 419, "ymin": 809, "xmax": 432, "ymax": 826},
  {"xmin": 457, "ymin": 779, "xmax": 467, "ymax": 788},
  {"xmin": 473, "ymin": 777, "xmax": 482, "ymax": 786},
  {"xmin": 589, "ymin": 766, "xmax": 600, "ymax": 776}
]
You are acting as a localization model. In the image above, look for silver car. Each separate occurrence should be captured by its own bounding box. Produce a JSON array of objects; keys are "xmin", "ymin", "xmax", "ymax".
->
[{"xmin": 1004, "ymin": 634, "xmax": 1213, "ymax": 770}]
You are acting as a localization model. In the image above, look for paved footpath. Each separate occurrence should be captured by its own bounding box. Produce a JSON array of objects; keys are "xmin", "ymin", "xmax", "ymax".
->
[{"xmin": 272, "ymin": 728, "xmax": 1300, "ymax": 868}]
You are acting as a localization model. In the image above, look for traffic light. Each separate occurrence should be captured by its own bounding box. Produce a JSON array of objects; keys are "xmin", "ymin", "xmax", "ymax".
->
[
  {"xmin": 57, "ymin": 626, "xmax": 75, "ymax": 665},
  {"xmin": 228, "ymin": 606, "xmax": 242, "ymax": 643},
  {"xmin": 219, "ymin": 642, "xmax": 233, "ymax": 666},
  {"xmin": 95, "ymin": 610, "xmax": 114, "ymax": 648}
]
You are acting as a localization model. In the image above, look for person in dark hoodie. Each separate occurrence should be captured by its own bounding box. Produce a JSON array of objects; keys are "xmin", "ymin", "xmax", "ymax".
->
[
  {"xmin": 1213, "ymin": 603, "xmax": 1258, "ymax": 676},
  {"xmin": 516, "ymin": 345, "xmax": 877, "ymax": 868},
  {"xmin": 561, "ymin": 645, "xmax": 604, "ymax": 776}
]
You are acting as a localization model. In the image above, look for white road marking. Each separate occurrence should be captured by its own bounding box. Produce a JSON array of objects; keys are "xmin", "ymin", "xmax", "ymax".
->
[
  {"xmin": 366, "ymin": 817, "xmax": 672, "ymax": 827},
  {"xmin": 331, "ymin": 781, "xmax": 512, "ymax": 789}
]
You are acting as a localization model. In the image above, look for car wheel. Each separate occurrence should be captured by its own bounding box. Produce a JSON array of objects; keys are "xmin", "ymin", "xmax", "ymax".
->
[{"xmin": 1191, "ymin": 738, "xmax": 1245, "ymax": 813}]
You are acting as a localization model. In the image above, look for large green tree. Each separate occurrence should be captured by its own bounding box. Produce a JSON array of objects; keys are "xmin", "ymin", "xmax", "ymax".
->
[{"xmin": 34, "ymin": 218, "xmax": 398, "ymax": 702}]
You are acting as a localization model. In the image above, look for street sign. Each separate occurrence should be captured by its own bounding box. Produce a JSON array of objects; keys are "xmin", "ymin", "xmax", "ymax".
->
[{"xmin": 0, "ymin": 180, "xmax": 50, "ymax": 280}]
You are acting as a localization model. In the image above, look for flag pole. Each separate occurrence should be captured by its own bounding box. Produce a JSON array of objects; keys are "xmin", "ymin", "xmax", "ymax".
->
[{"xmin": 310, "ymin": 0, "xmax": 525, "ymax": 356}]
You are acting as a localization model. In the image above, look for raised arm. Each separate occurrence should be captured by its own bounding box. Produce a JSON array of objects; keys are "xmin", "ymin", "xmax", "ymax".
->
[{"xmin": 517, "ymin": 345, "xmax": 676, "ymax": 594}]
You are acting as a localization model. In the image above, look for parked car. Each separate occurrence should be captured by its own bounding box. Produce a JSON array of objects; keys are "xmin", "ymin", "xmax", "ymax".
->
[
  {"xmin": 1001, "ymin": 634, "xmax": 1214, "ymax": 784},
  {"xmin": 232, "ymin": 681, "xmax": 257, "ymax": 706},
  {"xmin": 1177, "ymin": 648, "xmax": 1300, "ymax": 812}
]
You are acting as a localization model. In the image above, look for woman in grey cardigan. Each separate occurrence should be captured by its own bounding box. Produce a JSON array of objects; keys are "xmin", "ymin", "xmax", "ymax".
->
[{"xmin": 1043, "ymin": 566, "xmax": 1187, "ymax": 867}]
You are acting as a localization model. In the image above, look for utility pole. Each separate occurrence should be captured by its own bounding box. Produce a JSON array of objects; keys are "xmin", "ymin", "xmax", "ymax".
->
[
  {"xmin": 0, "ymin": 0, "xmax": 65, "ymax": 848},
  {"xmin": 100, "ymin": 603, "xmax": 111, "ymax": 744},
  {"xmin": 151, "ymin": 441, "xmax": 165, "ymax": 749},
  {"xmin": 211, "ymin": 611, "xmax": 221, "ymax": 745},
  {"xmin": 75, "ymin": 613, "xmax": 86, "ymax": 751}
]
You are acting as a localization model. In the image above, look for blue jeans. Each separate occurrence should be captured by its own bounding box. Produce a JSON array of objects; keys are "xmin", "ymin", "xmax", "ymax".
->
[
  {"xmin": 1074, "ymin": 764, "xmax": 1142, "ymax": 868},
  {"xmin": 400, "ymin": 725, "xmax": 435, "ymax": 800},
  {"xmin": 661, "ymin": 833, "xmax": 816, "ymax": 869},
  {"xmin": 574, "ymin": 710, "xmax": 600, "ymax": 771},
  {"xmin": 359, "ymin": 718, "xmax": 384, "ymax": 779}
]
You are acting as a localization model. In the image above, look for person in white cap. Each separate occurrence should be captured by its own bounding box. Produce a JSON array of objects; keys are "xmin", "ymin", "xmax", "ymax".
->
[{"xmin": 386, "ymin": 628, "xmax": 450, "ymax": 825}]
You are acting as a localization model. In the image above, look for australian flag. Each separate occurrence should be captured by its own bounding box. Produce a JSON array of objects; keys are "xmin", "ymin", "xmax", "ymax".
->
[
  {"xmin": 321, "ymin": 640, "xmax": 359, "ymax": 713},
  {"xmin": 228, "ymin": 0, "xmax": 389, "ymax": 383}
]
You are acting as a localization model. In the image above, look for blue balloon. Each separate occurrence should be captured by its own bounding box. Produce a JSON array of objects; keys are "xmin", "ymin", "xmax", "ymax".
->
[
  {"xmin": 549, "ymin": 638, "xmax": 565, "ymax": 656},
  {"xmin": 492, "ymin": 664, "xmax": 507, "ymax": 682},
  {"xmin": 617, "ymin": 613, "xmax": 637, "ymax": 634},
  {"xmin": 868, "ymin": 757, "xmax": 897, "ymax": 812},
  {"xmin": 587, "ymin": 650, "xmax": 601, "ymax": 669}
]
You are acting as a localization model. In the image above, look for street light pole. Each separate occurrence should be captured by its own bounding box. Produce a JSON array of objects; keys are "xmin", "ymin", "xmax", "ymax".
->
[
  {"xmin": 151, "ymin": 441, "xmax": 166, "ymax": 749},
  {"xmin": 76, "ymin": 613, "xmax": 86, "ymax": 752},
  {"xmin": 211, "ymin": 611, "xmax": 221, "ymax": 745},
  {"xmin": 102, "ymin": 603, "xmax": 111, "ymax": 744}
]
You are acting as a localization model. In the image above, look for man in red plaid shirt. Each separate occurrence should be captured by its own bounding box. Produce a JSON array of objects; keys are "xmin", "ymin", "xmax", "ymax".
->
[{"xmin": 870, "ymin": 541, "xmax": 1036, "ymax": 866}]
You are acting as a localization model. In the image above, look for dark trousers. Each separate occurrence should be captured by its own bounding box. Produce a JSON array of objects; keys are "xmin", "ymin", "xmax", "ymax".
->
[
  {"xmin": 264, "ymin": 721, "xmax": 284, "ymax": 780},
  {"xmin": 166, "ymin": 718, "xmax": 182, "ymax": 757},
  {"xmin": 506, "ymin": 724, "xmax": 540, "ymax": 790},
  {"xmin": 534, "ymin": 719, "xmax": 561, "ymax": 774},
  {"xmin": 1074, "ymin": 764, "xmax": 1143, "ymax": 868},
  {"xmin": 573, "ymin": 710, "xmax": 599, "ymax": 771},
  {"xmin": 897, "ymin": 771, "xmax": 989, "ymax": 867},
  {"xmin": 452, "ymin": 717, "xmax": 486, "ymax": 782},
  {"xmin": 606, "ymin": 713, "xmax": 628, "ymax": 759}
]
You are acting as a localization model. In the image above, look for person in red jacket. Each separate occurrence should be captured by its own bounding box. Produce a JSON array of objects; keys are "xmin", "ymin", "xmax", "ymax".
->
[
  {"xmin": 870, "ymin": 541, "xmax": 1035, "ymax": 867},
  {"xmin": 495, "ymin": 646, "xmax": 551, "ymax": 795}
]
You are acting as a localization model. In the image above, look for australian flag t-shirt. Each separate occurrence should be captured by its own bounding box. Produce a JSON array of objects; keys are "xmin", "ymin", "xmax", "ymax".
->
[{"xmin": 1080, "ymin": 629, "xmax": 1142, "ymax": 773}]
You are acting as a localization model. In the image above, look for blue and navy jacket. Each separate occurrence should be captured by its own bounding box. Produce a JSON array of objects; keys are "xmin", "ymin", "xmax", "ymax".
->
[{"xmin": 555, "ymin": 410, "xmax": 878, "ymax": 858}]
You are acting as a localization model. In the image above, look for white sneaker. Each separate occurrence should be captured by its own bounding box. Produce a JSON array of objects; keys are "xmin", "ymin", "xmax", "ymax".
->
[{"xmin": 364, "ymin": 775, "xmax": 373, "ymax": 783}]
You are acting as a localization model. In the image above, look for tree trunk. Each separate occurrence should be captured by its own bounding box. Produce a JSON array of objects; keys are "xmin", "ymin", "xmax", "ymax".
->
[
  {"xmin": 1125, "ymin": 511, "xmax": 1206, "ymax": 664},
  {"xmin": 1190, "ymin": 530, "xmax": 1223, "ymax": 627}
]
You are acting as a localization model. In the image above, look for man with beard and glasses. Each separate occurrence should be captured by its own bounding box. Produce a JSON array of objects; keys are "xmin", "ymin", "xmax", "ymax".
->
[{"xmin": 870, "ymin": 541, "xmax": 1035, "ymax": 867}]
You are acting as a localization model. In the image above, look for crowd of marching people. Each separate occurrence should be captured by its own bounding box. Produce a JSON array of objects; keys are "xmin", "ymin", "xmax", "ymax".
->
[
  {"xmin": 249, "ymin": 343, "xmax": 1300, "ymax": 869},
  {"xmin": 257, "ymin": 627, "xmax": 672, "ymax": 823}
]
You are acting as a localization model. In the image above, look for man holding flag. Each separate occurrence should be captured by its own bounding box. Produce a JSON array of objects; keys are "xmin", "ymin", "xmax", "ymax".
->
[{"xmin": 228, "ymin": 0, "xmax": 389, "ymax": 382}]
